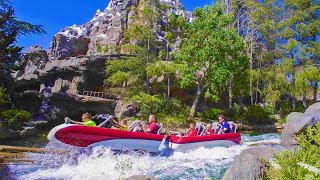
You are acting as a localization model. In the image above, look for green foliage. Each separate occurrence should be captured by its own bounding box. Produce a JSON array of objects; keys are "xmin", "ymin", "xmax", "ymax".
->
[
  {"xmin": 174, "ymin": 5, "xmax": 248, "ymax": 119},
  {"xmin": 201, "ymin": 108, "xmax": 224, "ymax": 121},
  {"xmin": 160, "ymin": 116, "xmax": 188, "ymax": 128},
  {"xmin": 0, "ymin": 110, "xmax": 31, "ymax": 130},
  {"xmin": 0, "ymin": 87, "xmax": 9, "ymax": 106},
  {"xmin": 0, "ymin": 0, "xmax": 45, "ymax": 75},
  {"xmin": 266, "ymin": 123, "xmax": 320, "ymax": 179},
  {"xmin": 131, "ymin": 92, "xmax": 189, "ymax": 121},
  {"xmin": 243, "ymin": 105, "xmax": 274, "ymax": 125}
]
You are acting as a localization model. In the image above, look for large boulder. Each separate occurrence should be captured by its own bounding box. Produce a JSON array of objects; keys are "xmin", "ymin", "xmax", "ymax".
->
[
  {"xmin": 280, "ymin": 103, "xmax": 320, "ymax": 148},
  {"xmin": 222, "ymin": 146, "xmax": 283, "ymax": 180},
  {"xmin": 114, "ymin": 100, "xmax": 137, "ymax": 118}
]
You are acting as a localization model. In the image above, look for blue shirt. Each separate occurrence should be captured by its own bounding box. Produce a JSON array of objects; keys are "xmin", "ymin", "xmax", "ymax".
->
[{"xmin": 221, "ymin": 122, "xmax": 231, "ymax": 133}]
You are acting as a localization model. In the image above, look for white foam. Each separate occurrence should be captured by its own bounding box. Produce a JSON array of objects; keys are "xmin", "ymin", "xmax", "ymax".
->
[{"xmin": 14, "ymin": 133, "xmax": 280, "ymax": 180}]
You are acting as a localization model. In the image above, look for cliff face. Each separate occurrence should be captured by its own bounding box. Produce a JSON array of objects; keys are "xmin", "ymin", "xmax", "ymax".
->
[
  {"xmin": 8, "ymin": 0, "xmax": 193, "ymax": 136},
  {"xmin": 47, "ymin": 0, "xmax": 193, "ymax": 60}
]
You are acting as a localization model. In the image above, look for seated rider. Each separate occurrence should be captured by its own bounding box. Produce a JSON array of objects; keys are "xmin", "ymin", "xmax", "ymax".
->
[
  {"xmin": 216, "ymin": 115, "xmax": 231, "ymax": 134},
  {"xmin": 186, "ymin": 122, "xmax": 198, "ymax": 136},
  {"xmin": 119, "ymin": 119, "xmax": 128, "ymax": 131},
  {"xmin": 205, "ymin": 123, "xmax": 214, "ymax": 135},
  {"xmin": 133, "ymin": 114, "xmax": 159, "ymax": 134},
  {"xmin": 65, "ymin": 112, "xmax": 97, "ymax": 127}
]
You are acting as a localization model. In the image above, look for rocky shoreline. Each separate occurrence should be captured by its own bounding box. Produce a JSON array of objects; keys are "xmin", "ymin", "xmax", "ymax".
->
[{"xmin": 221, "ymin": 102, "xmax": 320, "ymax": 180}]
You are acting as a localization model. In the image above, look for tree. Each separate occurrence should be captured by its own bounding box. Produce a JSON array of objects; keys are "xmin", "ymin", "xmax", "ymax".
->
[
  {"xmin": 175, "ymin": 5, "xmax": 247, "ymax": 120},
  {"xmin": 0, "ymin": 0, "xmax": 45, "ymax": 87}
]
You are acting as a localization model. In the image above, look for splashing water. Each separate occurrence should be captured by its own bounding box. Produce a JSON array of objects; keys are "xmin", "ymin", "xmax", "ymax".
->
[{"xmin": 4, "ymin": 133, "xmax": 280, "ymax": 180}]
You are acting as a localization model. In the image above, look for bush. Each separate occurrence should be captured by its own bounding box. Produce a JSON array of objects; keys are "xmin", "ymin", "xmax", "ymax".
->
[
  {"xmin": 266, "ymin": 123, "xmax": 320, "ymax": 179},
  {"xmin": 201, "ymin": 108, "xmax": 224, "ymax": 121},
  {"xmin": 243, "ymin": 105, "xmax": 274, "ymax": 125},
  {"xmin": 131, "ymin": 93, "xmax": 190, "ymax": 120},
  {"xmin": 161, "ymin": 116, "xmax": 188, "ymax": 128},
  {"xmin": 0, "ymin": 110, "xmax": 32, "ymax": 130}
]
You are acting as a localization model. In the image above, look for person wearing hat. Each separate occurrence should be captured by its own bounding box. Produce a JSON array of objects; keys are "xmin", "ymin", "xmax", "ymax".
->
[{"xmin": 65, "ymin": 112, "xmax": 97, "ymax": 127}]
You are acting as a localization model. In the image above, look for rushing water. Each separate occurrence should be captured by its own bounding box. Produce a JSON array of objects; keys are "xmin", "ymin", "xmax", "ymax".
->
[{"xmin": 3, "ymin": 133, "xmax": 280, "ymax": 180}]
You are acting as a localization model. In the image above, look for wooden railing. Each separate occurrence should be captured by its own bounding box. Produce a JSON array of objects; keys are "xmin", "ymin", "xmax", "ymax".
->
[{"xmin": 82, "ymin": 91, "xmax": 118, "ymax": 100}]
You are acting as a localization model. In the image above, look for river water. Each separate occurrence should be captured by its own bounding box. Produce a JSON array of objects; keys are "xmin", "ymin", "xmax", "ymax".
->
[{"xmin": 3, "ymin": 133, "xmax": 280, "ymax": 180}]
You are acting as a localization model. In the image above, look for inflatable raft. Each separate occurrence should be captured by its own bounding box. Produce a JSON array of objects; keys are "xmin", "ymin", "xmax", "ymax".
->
[{"xmin": 47, "ymin": 124, "xmax": 241, "ymax": 153}]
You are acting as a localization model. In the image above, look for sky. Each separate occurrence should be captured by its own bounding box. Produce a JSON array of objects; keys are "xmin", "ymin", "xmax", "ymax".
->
[{"xmin": 12, "ymin": 0, "xmax": 214, "ymax": 51}]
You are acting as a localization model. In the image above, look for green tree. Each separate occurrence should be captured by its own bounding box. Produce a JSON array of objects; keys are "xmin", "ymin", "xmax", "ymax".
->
[
  {"xmin": 0, "ymin": 0, "xmax": 45, "ymax": 87},
  {"xmin": 175, "ymin": 5, "xmax": 247, "ymax": 119}
]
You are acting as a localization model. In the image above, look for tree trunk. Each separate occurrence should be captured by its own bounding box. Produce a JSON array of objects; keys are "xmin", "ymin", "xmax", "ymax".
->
[
  {"xmin": 314, "ymin": 81, "xmax": 318, "ymax": 102},
  {"xmin": 249, "ymin": 39, "xmax": 253, "ymax": 105},
  {"xmin": 229, "ymin": 74, "xmax": 233, "ymax": 109},
  {"xmin": 167, "ymin": 75, "xmax": 170, "ymax": 98},
  {"xmin": 189, "ymin": 84, "xmax": 203, "ymax": 120},
  {"xmin": 303, "ymin": 91, "xmax": 307, "ymax": 110},
  {"xmin": 146, "ymin": 38, "xmax": 150, "ymax": 94},
  {"xmin": 166, "ymin": 41, "xmax": 170, "ymax": 98}
]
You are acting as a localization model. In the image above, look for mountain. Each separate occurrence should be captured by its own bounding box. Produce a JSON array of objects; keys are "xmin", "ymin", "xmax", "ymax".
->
[
  {"xmin": 47, "ymin": 0, "xmax": 193, "ymax": 60},
  {"xmin": 10, "ymin": 0, "xmax": 193, "ymax": 133}
]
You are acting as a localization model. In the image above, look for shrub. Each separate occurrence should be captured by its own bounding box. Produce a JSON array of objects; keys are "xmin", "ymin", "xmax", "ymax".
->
[
  {"xmin": 131, "ymin": 93, "xmax": 190, "ymax": 120},
  {"xmin": 243, "ymin": 105, "xmax": 274, "ymax": 125},
  {"xmin": 0, "ymin": 110, "xmax": 32, "ymax": 130},
  {"xmin": 160, "ymin": 116, "xmax": 188, "ymax": 128},
  {"xmin": 266, "ymin": 123, "xmax": 320, "ymax": 179},
  {"xmin": 201, "ymin": 108, "xmax": 224, "ymax": 121}
]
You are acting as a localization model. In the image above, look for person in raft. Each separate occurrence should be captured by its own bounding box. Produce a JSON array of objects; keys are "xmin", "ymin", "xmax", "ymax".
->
[
  {"xmin": 186, "ymin": 122, "xmax": 198, "ymax": 136},
  {"xmin": 132, "ymin": 114, "xmax": 159, "ymax": 134},
  {"xmin": 216, "ymin": 115, "xmax": 231, "ymax": 134},
  {"xmin": 205, "ymin": 123, "xmax": 215, "ymax": 135},
  {"xmin": 65, "ymin": 112, "xmax": 97, "ymax": 127},
  {"xmin": 119, "ymin": 119, "xmax": 128, "ymax": 130}
]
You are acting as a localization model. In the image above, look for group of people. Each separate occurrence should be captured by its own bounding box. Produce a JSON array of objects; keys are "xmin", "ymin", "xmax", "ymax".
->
[
  {"xmin": 66, "ymin": 113, "xmax": 231, "ymax": 136},
  {"xmin": 187, "ymin": 115, "xmax": 231, "ymax": 136}
]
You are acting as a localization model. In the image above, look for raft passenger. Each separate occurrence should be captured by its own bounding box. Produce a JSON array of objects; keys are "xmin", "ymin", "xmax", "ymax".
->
[
  {"xmin": 216, "ymin": 115, "xmax": 230, "ymax": 134},
  {"xmin": 186, "ymin": 122, "xmax": 198, "ymax": 136},
  {"xmin": 65, "ymin": 112, "xmax": 97, "ymax": 127},
  {"xmin": 119, "ymin": 119, "xmax": 128, "ymax": 130},
  {"xmin": 205, "ymin": 123, "xmax": 215, "ymax": 135},
  {"xmin": 132, "ymin": 114, "xmax": 159, "ymax": 134}
]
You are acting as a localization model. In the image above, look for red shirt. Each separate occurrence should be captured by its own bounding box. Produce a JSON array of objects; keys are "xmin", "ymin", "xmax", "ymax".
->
[
  {"xmin": 206, "ymin": 129, "xmax": 214, "ymax": 135},
  {"xmin": 146, "ymin": 122, "xmax": 159, "ymax": 134},
  {"xmin": 187, "ymin": 129, "xmax": 198, "ymax": 136}
]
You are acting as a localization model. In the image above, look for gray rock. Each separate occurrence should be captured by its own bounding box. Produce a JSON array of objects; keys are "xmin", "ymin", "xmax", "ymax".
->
[
  {"xmin": 222, "ymin": 146, "xmax": 283, "ymax": 180},
  {"xmin": 280, "ymin": 103, "xmax": 320, "ymax": 148},
  {"xmin": 125, "ymin": 175, "xmax": 157, "ymax": 180},
  {"xmin": 114, "ymin": 100, "xmax": 137, "ymax": 118},
  {"xmin": 0, "ymin": 127, "xmax": 19, "ymax": 139},
  {"xmin": 19, "ymin": 127, "xmax": 37, "ymax": 137}
]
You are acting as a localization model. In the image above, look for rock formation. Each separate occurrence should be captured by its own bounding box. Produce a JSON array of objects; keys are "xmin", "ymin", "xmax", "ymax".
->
[
  {"xmin": 5, "ymin": 0, "xmax": 193, "ymax": 139},
  {"xmin": 222, "ymin": 103, "xmax": 320, "ymax": 180}
]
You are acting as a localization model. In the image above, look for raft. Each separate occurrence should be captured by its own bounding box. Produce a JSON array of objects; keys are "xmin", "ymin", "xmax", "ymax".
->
[{"xmin": 48, "ymin": 124, "xmax": 241, "ymax": 153}]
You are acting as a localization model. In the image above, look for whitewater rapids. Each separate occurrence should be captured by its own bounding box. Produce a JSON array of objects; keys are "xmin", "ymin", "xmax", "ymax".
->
[{"xmin": 4, "ymin": 133, "xmax": 280, "ymax": 180}]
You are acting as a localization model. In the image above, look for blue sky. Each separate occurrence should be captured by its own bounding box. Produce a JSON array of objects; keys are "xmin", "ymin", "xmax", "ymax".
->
[{"xmin": 13, "ymin": 0, "xmax": 214, "ymax": 51}]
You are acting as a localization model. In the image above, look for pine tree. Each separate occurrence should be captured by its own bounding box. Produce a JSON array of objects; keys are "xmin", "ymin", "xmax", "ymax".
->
[{"xmin": 0, "ymin": 0, "xmax": 45, "ymax": 88}]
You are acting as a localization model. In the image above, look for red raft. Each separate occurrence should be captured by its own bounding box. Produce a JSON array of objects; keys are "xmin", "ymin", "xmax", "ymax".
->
[{"xmin": 48, "ymin": 124, "xmax": 241, "ymax": 153}]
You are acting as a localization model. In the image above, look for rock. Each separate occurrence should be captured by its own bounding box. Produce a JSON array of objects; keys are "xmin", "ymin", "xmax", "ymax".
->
[
  {"xmin": 124, "ymin": 175, "xmax": 157, "ymax": 180},
  {"xmin": 280, "ymin": 103, "xmax": 320, "ymax": 148},
  {"xmin": 304, "ymin": 102, "xmax": 320, "ymax": 120},
  {"xmin": 0, "ymin": 127, "xmax": 19, "ymax": 139},
  {"xmin": 49, "ymin": 34, "xmax": 90, "ymax": 60},
  {"xmin": 19, "ymin": 127, "xmax": 37, "ymax": 137},
  {"xmin": 114, "ymin": 100, "xmax": 137, "ymax": 118},
  {"xmin": 222, "ymin": 146, "xmax": 283, "ymax": 180}
]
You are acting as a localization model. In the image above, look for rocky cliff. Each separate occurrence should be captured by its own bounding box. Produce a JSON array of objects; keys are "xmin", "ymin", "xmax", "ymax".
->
[{"xmin": 7, "ymin": 0, "xmax": 193, "ymax": 138}]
